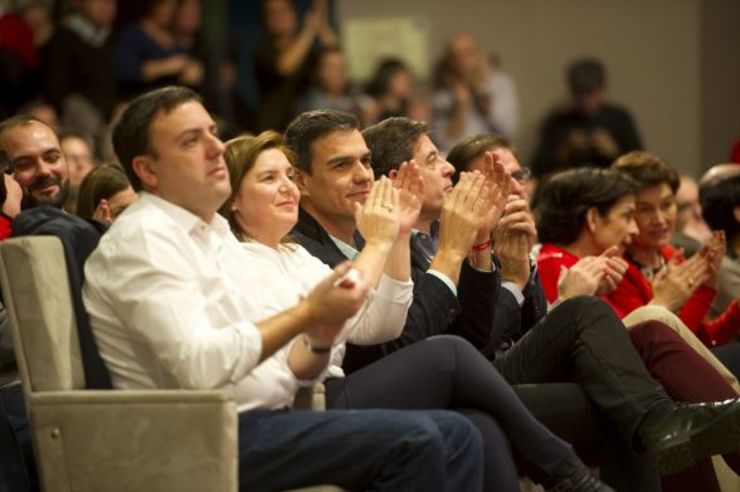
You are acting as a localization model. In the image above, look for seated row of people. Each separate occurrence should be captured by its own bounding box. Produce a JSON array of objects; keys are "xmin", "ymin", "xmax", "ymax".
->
[{"xmin": 0, "ymin": 87, "xmax": 739, "ymax": 491}]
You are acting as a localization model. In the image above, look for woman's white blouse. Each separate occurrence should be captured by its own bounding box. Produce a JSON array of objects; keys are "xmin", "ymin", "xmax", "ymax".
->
[{"xmin": 237, "ymin": 241, "xmax": 413, "ymax": 382}]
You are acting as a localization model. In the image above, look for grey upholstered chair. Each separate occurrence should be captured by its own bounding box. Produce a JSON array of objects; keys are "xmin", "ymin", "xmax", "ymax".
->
[{"xmin": 0, "ymin": 236, "xmax": 340, "ymax": 492}]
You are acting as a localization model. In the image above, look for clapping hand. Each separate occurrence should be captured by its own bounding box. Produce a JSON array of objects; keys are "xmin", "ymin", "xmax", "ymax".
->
[
  {"xmin": 354, "ymin": 176, "xmax": 400, "ymax": 251},
  {"xmin": 392, "ymin": 161, "xmax": 425, "ymax": 235}
]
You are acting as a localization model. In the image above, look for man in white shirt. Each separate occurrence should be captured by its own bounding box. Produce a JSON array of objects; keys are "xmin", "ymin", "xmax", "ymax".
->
[{"xmin": 82, "ymin": 86, "xmax": 484, "ymax": 491}]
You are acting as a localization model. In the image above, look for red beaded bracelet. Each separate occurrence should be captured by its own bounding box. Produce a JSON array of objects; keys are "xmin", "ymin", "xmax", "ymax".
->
[{"xmin": 471, "ymin": 240, "xmax": 492, "ymax": 252}]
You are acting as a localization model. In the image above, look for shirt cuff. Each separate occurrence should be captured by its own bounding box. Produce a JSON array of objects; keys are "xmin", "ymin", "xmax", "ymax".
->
[
  {"xmin": 427, "ymin": 269, "xmax": 457, "ymax": 296},
  {"xmin": 502, "ymin": 281, "xmax": 525, "ymax": 307}
]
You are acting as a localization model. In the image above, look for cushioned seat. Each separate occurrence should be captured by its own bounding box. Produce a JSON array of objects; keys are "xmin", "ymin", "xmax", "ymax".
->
[{"xmin": 0, "ymin": 236, "xmax": 340, "ymax": 492}]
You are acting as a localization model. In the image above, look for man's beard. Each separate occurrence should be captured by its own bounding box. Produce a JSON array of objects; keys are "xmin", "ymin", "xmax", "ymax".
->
[{"xmin": 21, "ymin": 177, "xmax": 69, "ymax": 210}]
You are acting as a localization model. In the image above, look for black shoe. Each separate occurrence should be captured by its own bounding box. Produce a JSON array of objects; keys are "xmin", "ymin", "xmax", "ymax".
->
[
  {"xmin": 547, "ymin": 468, "xmax": 614, "ymax": 492},
  {"xmin": 638, "ymin": 398, "xmax": 740, "ymax": 475}
]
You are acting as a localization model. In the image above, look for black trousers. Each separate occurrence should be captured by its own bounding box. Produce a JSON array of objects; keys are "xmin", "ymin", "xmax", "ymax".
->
[
  {"xmin": 326, "ymin": 335, "xmax": 579, "ymax": 491},
  {"xmin": 712, "ymin": 342, "xmax": 740, "ymax": 379},
  {"xmin": 493, "ymin": 296, "xmax": 670, "ymax": 446}
]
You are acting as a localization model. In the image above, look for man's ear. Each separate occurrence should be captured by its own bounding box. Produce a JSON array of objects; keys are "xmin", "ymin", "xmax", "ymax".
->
[
  {"xmin": 293, "ymin": 168, "xmax": 310, "ymax": 198},
  {"xmin": 132, "ymin": 155, "xmax": 157, "ymax": 190},
  {"xmin": 585, "ymin": 207, "xmax": 599, "ymax": 234},
  {"xmin": 733, "ymin": 205, "xmax": 740, "ymax": 224},
  {"xmin": 92, "ymin": 199, "xmax": 113, "ymax": 224}
]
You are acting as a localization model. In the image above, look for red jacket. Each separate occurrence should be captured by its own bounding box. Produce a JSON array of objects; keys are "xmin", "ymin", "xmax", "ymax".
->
[
  {"xmin": 536, "ymin": 243, "xmax": 626, "ymax": 316},
  {"xmin": 538, "ymin": 243, "xmax": 739, "ymax": 346}
]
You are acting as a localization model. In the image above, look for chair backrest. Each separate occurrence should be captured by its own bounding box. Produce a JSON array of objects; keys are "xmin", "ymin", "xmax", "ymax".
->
[{"xmin": 0, "ymin": 236, "xmax": 85, "ymax": 400}]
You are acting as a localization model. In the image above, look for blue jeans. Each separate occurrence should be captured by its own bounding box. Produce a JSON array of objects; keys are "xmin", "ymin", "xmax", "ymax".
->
[{"xmin": 237, "ymin": 408, "xmax": 483, "ymax": 491}]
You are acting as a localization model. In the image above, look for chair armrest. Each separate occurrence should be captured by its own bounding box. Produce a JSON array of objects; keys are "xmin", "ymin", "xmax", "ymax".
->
[{"xmin": 28, "ymin": 390, "xmax": 237, "ymax": 492}]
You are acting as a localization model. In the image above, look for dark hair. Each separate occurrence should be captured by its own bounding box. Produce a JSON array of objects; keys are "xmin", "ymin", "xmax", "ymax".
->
[
  {"xmin": 367, "ymin": 58, "xmax": 409, "ymax": 97},
  {"xmin": 700, "ymin": 173, "xmax": 740, "ymax": 239},
  {"xmin": 220, "ymin": 130, "xmax": 296, "ymax": 239},
  {"xmin": 76, "ymin": 163, "xmax": 131, "ymax": 219},
  {"xmin": 536, "ymin": 167, "xmax": 638, "ymax": 245},
  {"xmin": 612, "ymin": 151, "xmax": 680, "ymax": 193},
  {"xmin": 447, "ymin": 133, "xmax": 512, "ymax": 177},
  {"xmin": 284, "ymin": 110, "xmax": 359, "ymax": 174},
  {"xmin": 567, "ymin": 58, "xmax": 606, "ymax": 93},
  {"xmin": 112, "ymin": 86, "xmax": 202, "ymax": 191},
  {"xmin": 362, "ymin": 117, "xmax": 427, "ymax": 177}
]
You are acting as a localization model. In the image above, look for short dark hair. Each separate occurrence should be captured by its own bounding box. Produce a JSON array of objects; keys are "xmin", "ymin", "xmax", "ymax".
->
[
  {"xmin": 700, "ymin": 173, "xmax": 740, "ymax": 240},
  {"xmin": 362, "ymin": 117, "xmax": 427, "ymax": 177},
  {"xmin": 536, "ymin": 167, "xmax": 638, "ymax": 245},
  {"xmin": 567, "ymin": 58, "xmax": 606, "ymax": 93},
  {"xmin": 612, "ymin": 151, "xmax": 680, "ymax": 193},
  {"xmin": 447, "ymin": 133, "xmax": 512, "ymax": 177},
  {"xmin": 112, "ymin": 86, "xmax": 202, "ymax": 191},
  {"xmin": 284, "ymin": 110, "xmax": 359, "ymax": 174},
  {"xmin": 76, "ymin": 163, "xmax": 131, "ymax": 219}
]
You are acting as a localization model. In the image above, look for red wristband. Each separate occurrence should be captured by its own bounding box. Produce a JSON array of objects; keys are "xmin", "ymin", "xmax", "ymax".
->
[{"xmin": 472, "ymin": 240, "xmax": 491, "ymax": 252}]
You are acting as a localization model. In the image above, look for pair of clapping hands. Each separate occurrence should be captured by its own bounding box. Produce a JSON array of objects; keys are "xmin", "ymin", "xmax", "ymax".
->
[
  {"xmin": 557, "ymin": 247, "xmax": 630, "ymax": 301},
  {"xmin": 353, "ymin": 154, "xmax": 514, "ymax": 257},
  {"xmin": 650, "ymin": 231, "xmax": 725, "ymax": 312}
]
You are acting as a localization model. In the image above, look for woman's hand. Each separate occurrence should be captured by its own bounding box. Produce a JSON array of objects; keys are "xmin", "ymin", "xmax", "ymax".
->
[
  {"xmin": 557, "ymin": 256, "xmax": 605, "ymax": 300},
  {"xmin": 651, "ymin": 252, "xmax": 709, "ymax": 311}
]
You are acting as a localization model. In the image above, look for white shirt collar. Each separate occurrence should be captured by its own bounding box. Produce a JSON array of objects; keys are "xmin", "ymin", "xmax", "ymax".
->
[{"xmin": 138, "ymin": 192, "xmax": 232, "ymax": 238}]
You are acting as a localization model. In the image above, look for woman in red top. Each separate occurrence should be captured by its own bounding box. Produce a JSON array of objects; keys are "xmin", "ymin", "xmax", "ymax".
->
[{"xmin": 611, "ymin": 151, "xmax": 739, "ymax": 347}]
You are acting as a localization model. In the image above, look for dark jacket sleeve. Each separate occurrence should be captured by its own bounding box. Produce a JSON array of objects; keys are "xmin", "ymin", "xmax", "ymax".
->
[
  {"xmin": 343, "ymin": 268, "xmax": 461, "ymax": 374},
  {"xmin": 520, "ymin": 271, "xmax": 548, "ymax": 335},
  {"xmin": 448, "ymin": 261, "xmax": 500, "ymax": 349},
  {"xmin": 483, "ymin": 269, "xmax": 547, "ymax": 358}
]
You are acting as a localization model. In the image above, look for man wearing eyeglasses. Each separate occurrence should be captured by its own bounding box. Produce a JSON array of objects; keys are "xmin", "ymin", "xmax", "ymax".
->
[{"xmin": 447, "ymin": 133, "xmax": 545, "ymax": 358}]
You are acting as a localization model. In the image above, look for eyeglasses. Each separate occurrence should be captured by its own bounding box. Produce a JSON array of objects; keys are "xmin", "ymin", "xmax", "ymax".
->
[{"xmin": 511, "ymin": 167, "xmax": 531, "ymax": 184}]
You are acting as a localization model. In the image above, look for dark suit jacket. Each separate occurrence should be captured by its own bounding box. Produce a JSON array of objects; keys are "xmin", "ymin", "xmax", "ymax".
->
[
  {"xmin": 483, "ymin": 269, "xmax": 549, "ymax": 359},
  {"xmin": 293, "ymin": 207, "xmax": 500, "ymax": 374}
]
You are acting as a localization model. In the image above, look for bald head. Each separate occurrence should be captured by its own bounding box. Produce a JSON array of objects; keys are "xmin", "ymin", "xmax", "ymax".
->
[
  {"xmin": 699, "ymin": 163, "xmax": 740, "ymax": 188},
  {"xmin": 699, "ymin": 163, "xmax": 740, "ymax": 242}
]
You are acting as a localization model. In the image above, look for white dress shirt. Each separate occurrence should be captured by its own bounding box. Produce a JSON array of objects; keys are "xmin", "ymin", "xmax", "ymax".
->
[
  {"xmin": 83, "ymin": 193, "xmax": 306, "ymax": 411},
  {"xmin": 237, "ymin": 240, "xmax": 414, "ymax": 379}
]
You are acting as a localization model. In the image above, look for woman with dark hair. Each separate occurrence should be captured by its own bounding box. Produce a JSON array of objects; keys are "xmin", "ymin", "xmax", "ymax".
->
[
  {"xmin": 367, "ymin": 58, "xmax": 415, "ymax": 121},
  {"xmin": 296, "ymin": 47, "xmax": 375, "ymax": 124},
  {"xmin": 76, "ymin": 163, "xmax": 136, "ymax": 224},
  {"xmin": 611, "ymin": 152, "xmax": 739, "ymax": 348},
  {"xmin": 536, "ymin": 167, "xmax": 639, "ymax": 303},
  {"xmin": 219, "ymin": 130, "xmax": 617, "ymax": 492}
]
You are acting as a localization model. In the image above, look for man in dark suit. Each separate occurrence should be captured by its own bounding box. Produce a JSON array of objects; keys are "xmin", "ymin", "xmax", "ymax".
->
[{"xmin": 447, "ymin": 132, "xmax": 547, "ymax": 358}]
